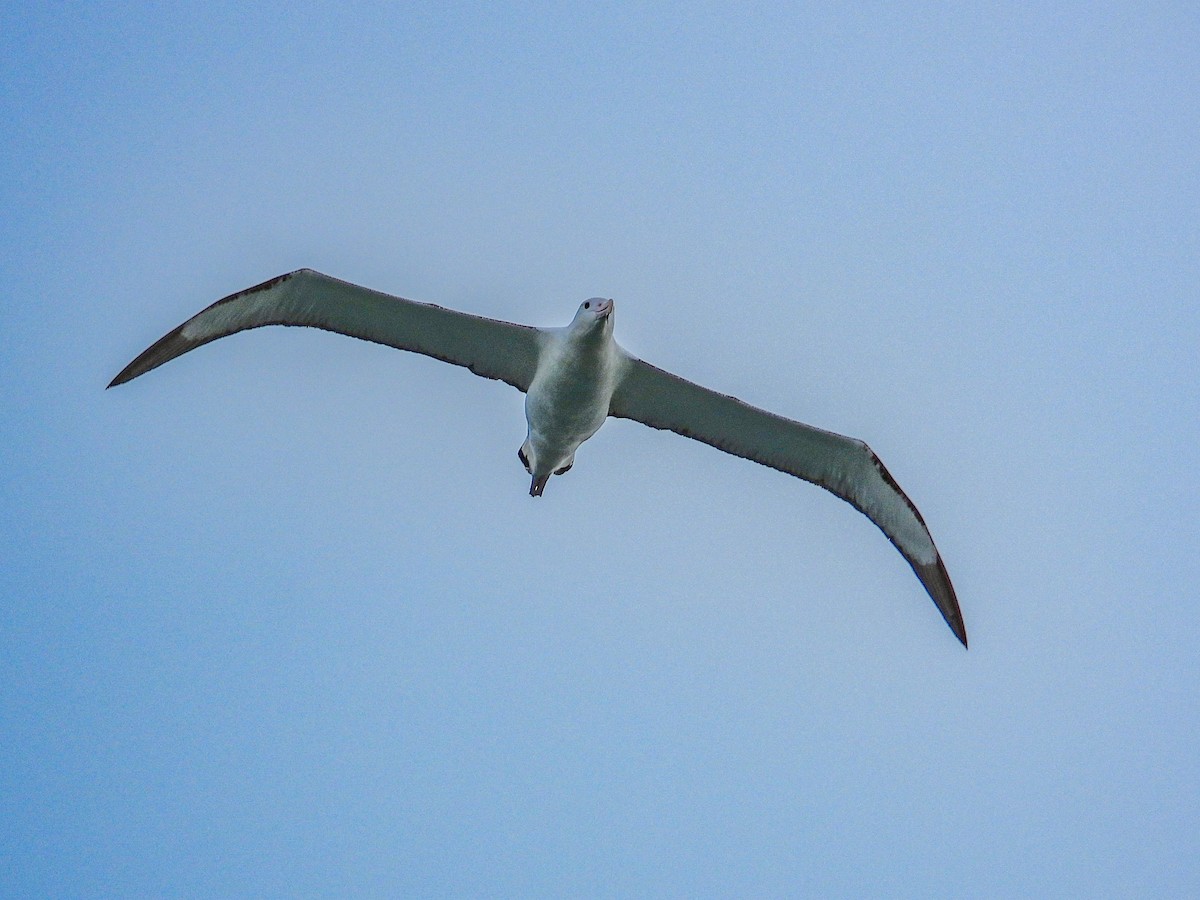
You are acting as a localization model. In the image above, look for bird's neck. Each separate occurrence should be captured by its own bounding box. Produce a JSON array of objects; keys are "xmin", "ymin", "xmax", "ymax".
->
[{"xmin": 563, "ymin": 322, "xmax": 613, "ymax": 356}]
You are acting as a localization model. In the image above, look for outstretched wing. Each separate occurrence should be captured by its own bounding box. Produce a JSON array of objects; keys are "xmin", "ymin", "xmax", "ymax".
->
[
  {"xmin": 109, "ymin": 269, "xmax": 543, "ymax": 391},
  {"xmin": 609, "ymin": 354, "xmax": 966, "ymax": 647}
]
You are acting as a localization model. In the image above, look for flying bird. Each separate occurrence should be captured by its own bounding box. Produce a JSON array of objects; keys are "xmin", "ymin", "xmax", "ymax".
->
[{"xmin": 109, "ymin": 269, "xmax": 967, "ymax": 646}]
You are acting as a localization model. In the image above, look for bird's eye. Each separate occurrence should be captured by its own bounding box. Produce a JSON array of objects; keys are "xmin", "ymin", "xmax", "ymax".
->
[{"xmin": 583, "ymin": 302, "xmax": 590, "ymax": 310}]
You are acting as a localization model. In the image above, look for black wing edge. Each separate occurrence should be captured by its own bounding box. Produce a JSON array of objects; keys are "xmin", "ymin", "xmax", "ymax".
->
[
  {"xmin": 107, "ymin": 271, "xmax": 300, "ymax": 389},
  {"xmin": 801, "ymin": 459, "xmax": 967, "ymax": 649},
  {"xmin": 865, "ymin": 451, "xmax": 967, "ymax": 649}
]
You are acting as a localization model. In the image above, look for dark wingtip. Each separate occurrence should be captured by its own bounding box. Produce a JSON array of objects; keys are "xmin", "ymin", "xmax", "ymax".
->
[
  {"xmin": 107, "ymin": 270, "xmax": 308, "ymax": 390},
  {"xmin": 950, "ymin": 616, "xmax": 969, "ymax": 650},
  {"xmin": 913, "ymin": 554, "xmax": 968, "ymax": 649},
  {"xmin": 107, "ymin": 323, "xmax": 195, "ymax": 388}
]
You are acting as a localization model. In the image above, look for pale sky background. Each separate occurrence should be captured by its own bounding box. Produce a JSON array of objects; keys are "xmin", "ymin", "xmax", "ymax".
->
[{"xmin": 2, "ymin": 3, "xmax": 1198, "ymax": 896}]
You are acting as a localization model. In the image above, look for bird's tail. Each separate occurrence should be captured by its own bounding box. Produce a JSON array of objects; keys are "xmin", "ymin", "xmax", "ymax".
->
[{"xmin": 530, "ymin": 473, "xmax": 550, "ymax": 497}]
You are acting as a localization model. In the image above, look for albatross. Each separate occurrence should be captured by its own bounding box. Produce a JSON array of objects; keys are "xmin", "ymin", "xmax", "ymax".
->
[{"xmin": 109, "ymin": 269, "xmax": 967, "ymax": 647}]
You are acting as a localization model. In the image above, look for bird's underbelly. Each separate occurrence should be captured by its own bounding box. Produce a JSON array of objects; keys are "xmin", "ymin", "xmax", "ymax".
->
[
  {"xmin": 521, "ymin": 331, "xmax": 620, "ymax": 473},
  {"xmin": 524, "ymin": 360, "xmax": 613, "ymax": 470},
  {"xmin": 526, "ymin": 376, "xmax": 608, "ymax": 445}
]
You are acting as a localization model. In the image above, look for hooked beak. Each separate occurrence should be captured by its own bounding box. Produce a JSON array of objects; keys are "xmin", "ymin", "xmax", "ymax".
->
[{"xmin": 595, "ymin": 299, "xmax": 613, "ymax": 320}]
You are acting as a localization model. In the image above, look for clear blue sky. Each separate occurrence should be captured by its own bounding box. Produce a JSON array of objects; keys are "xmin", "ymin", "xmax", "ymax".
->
[{"xmin": 3, "ymin": 3, "xmax": 1197, "ymax": 896}]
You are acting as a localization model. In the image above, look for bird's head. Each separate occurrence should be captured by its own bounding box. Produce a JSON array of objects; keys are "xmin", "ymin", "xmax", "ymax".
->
[{"xmin": 569, "ymin": 297, "xmax": 614, "ymax": 335}]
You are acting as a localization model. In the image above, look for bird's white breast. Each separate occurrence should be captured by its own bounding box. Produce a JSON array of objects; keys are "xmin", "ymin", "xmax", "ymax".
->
[{"xmin": 524, "ymin": 330, "xmax": 621, "ymax": 464}]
